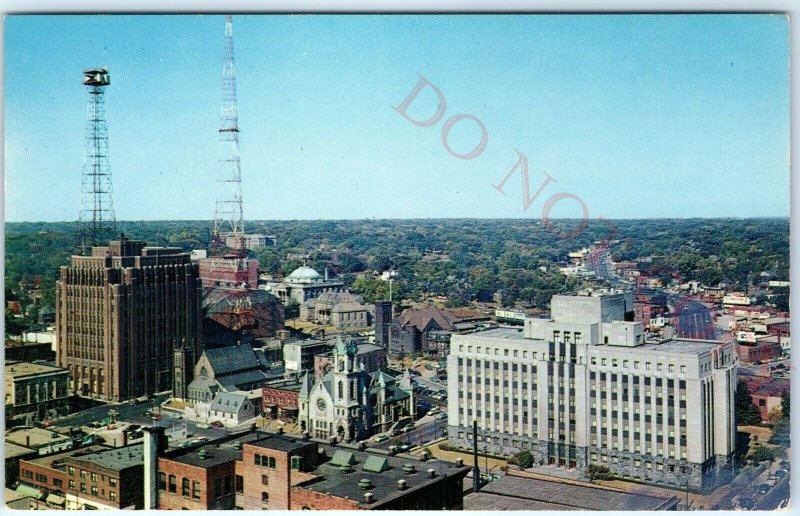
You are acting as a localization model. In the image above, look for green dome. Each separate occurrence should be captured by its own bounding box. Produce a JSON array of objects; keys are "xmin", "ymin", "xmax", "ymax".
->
[{"xmin": 287, "ymin": 265, "xmax": 323, "ymax": 282}]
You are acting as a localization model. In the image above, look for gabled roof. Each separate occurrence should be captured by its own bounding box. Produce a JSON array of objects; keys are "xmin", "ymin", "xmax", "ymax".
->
[
  {"xmin": 210, "ymin": 391, "xmax": 249, "ymax": 414},
  {"xmin": 204, "ymin": 345, "xmax": 260, "ymax": 376},
  {"xmin": 330, "ymin": 450, "xmax": 357, "ymax": 466},
  {"xmin": 363, "ymin": 455, "xmax": 391, "ymax": 473},
  {"xmin": 397, "ymin": 305, "xmax": 458, "ymax": 332}
]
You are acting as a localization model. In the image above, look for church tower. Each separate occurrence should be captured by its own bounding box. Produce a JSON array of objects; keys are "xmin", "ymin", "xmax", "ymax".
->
[{"xmin": 332, "ymin": 336, "xmax": 361, "ymax": 440}]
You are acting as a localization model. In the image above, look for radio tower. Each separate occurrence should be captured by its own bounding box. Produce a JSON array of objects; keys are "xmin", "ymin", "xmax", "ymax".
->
[
  {"xmin": 78, "ymin": 67, "xmax": 116, "ymax": 254},
  {"xmin": 213, "ymin": 15, "xmax": 245, "ymax": 255},
  {"xmin": 205, "ymin": 15, "xmax": 254, "ymax": 333}
]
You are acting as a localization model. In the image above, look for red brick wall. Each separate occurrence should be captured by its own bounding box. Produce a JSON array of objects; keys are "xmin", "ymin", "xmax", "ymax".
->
[
  {"xmin": 262, "ymin": 387, "xmax": 299, "ymax": 415},
  {"xmin": 157, "ymin": 457, "xmax": 235, "ymax": 510},
  {"xmin": 290, "ymin": 487, "xmax": 363, "ymax": 510},
  {"xmin": 18, "ymin": 459, "xmax": 67, "ymax": 494}
]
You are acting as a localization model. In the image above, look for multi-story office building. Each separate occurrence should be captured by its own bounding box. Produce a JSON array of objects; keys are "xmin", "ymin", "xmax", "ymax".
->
[
  {"xmin": 447, "ymin": 291, "xmax": 736, "ymax": 492},
  {"xmin": 5, "ymin": 361, "xmax": 71, "ymax": 426},
  {"xmin": 56, "ymin": 238, "xmax": 203, "ymax": 402}
]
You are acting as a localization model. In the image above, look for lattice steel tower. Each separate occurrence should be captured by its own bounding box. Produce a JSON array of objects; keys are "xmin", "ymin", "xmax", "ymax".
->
[
  {"xmin": 78, "ymin": 67, "xmax": 116, "ymax": 254},
  {"xmin": 212, "ymin": 15, "xmax": 245, "ymax": 254}
]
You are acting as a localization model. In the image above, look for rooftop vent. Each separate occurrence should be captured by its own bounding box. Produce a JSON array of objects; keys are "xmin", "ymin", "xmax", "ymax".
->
[
  {"xmin": 402, "ymin": 464, "xmax": 416, "ymax": 474},
  {"xmin": 420, "ymin": 451, "xmax": 430, "ymax": 461},
  {"xmin": 232, "ymin": 440, "xmax": 242, "ymax": 450},
  {"xmin": 455, "ymin": 458, "xmax": 464, "ymax": 467},
  {"xmin": 363, "ymin": 492, "xmax": 375, "ymax": 504},
  {"xmin": 338, "ymin": 464, "xmax": 353, "ymax": 474},
  {"xmin": 426, "ymin": 468, "xmax": 436, "ymax": 478},
  {"xmin": 358, "ymin": 479, "xmax": 373, "ymax": 490},
  {"xmin": 198, "ymin": 449, "xmax": 208, "ymax": 460},
  {"xmin": 397, "ymin": 479, "xmax": 408, "ymax": 491}
]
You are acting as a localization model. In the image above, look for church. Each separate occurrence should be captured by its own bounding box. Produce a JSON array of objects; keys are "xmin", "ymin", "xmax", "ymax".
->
[{"xmin": 297, "ymin": 336, "xmax": 415, "ymax": 441}]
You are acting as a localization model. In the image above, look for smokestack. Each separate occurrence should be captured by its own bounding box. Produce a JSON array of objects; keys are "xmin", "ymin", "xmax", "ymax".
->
[
  {"xmin": 143, "ymin": 427, "xmax": 165, "ymax": 510},
  {"xmin": 472, "ymin": 420, "xmax": 479, "ymax": 493}
]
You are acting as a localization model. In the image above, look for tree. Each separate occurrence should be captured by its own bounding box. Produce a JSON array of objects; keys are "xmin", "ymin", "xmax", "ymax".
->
[
  {"xmin": 781, "ymin": 389, "xmax": 789, "ymax": 419},
  {"xmin": 516, "ymin": 450, "xmax": 534, "ymax": 469},
  {"xmin": 750, "ymin": 445, "xmax": 776, "ymax": 464},
  {"xmin": 735, "ymin": 380, "xmax": 762, "ymax": 426},
  {"xmin": 285, "ymin": 300, "xmax": 300, "ymax": 320},
  {"xmin": 586, "ymin": 464, "xmax": 615, "ymax": 481}
]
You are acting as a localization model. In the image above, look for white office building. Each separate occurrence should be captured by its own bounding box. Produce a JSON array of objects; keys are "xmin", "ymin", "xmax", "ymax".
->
[{"xmin": 447, "ymin": 291, "xmax": 736, "ymax": 492}]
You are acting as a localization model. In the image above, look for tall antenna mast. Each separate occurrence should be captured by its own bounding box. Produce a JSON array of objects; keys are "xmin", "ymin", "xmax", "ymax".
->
[
  {"xmin": 78, "ymin": 67, "xmax": 116, "ymax": 254},
  {"xmin": 212, "ymin": 15, "xmax": 245, "ymax": 255}
]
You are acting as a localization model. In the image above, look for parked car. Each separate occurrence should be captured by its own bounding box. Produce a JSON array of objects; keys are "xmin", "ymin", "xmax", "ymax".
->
[
  {"xmin": 437, "ymin": 413, "xmax": 448, "ymax": 420},
  {"xmin": 196, "ymin": 422, "xmax": 210, "ymax": 429},
  {"xmin": 210, "ymin": 421, "xmax": 224, "ymax": 428},
  {"xmin": 739, "ymin": 498, "xmax": 755, "ymax": 510},
  {"xmin": 403, "ymin": 424, "xmax": 415, "ymax": 432},
  {"xmin": 775, "ymin": 469, "xmax": 786, "ymax": 478},
  {"xmin": 758, "ymin": 484, "xmax": 770, "ymax": 494},
  {"xmin": 374, "ymin": 435, "xmax": 389, "ymax": 443},
  {"xmin": 170, "ymin": 413, "xmax": 183, "ymax": 420}
]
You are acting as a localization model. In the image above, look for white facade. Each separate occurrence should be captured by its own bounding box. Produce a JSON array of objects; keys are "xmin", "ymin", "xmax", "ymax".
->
[{"xmin": 447, "ymin": 292, "xmax": 736, "ymax": 492}]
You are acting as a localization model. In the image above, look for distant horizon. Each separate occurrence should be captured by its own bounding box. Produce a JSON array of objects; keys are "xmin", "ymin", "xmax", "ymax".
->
[{"xmin": 5, "ymin": 215, "xmax": 791, "ymax": 225}]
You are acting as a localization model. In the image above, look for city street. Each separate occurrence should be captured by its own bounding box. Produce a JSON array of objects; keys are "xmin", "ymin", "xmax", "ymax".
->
[
  {"xmin": 369, "ymin": 419, "xmax": 448, "ymax": 451},
  {"xmin": 672, "ymin": 297, "xmax": 718, "ymax": 340}
]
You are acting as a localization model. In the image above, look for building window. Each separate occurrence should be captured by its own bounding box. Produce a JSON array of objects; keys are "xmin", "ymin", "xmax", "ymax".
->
[
  {"xmin": 601, "ymin": 358, "xmax": 607, "ymax": 366},
  {"xmin": 80, "ymin": 470, "xmax": 86, "ymax": 479},
  {"xmin": 669, "ymin": 364, "xmax": 675, "ymax": 372},
  {"xmin": 69, "ymin": 480, "xmax": 75, "ymax": 489},
  {"xmin": 646, "ymin": 362, "xmax": 651, "ymax": 371},
  {"xmin": 169, "ymin": 475, "xmax": 177, "ymax": 493},
  {"xmin": 291, "ymin": 456, "xmax": 302, "ymax": 470},
  {"xmin": 91, "ymin": 486, "xmax": 98, "ymax": 496},
  {"xmin": 680, "ymin": 365, "xmax": 686, "ymax": 373},
  {"xmin": 90, "ymin": 472, "xmax": 97, "ymax": 482},
  {"xmin": 109, "ymin": 491, "xmax": 116, "ymax": 502},
  {"xmin": 192, "ymin": 481, "xmax": 201, "ymax": 500},
  {"xmin": 158, "ymin": 473, "xmax": 166, "ymax": 491},
  {"xmin": 623, "ymin": 360, "xmax": 628, "ymax": 368},
  {"xmin": 268, "ymin": 456, "xmax": 277, "ymax": 469},
  {"xmin": 612, "ymin": 359, "xmax": 618, "ymax": 367},
  {"xmin": 68, "ymin": 466, "xmax": 75, "ymax": 476},
  {"xmin": 109, "ymin": 478, "xmax": 117, "ymax": 487},
  {"xmin": 214, "ymin": 478, "xmax": 223, "ymax": 499},
  {"xmin": 262, "ymin": 492, "xmax": 269, "ymax": 504},
  {"xmin": 262, "ymin": 474, "xmax": 269, "ymax": 486},
  {"xmin": 235, "ymin": 476, "xmax": 243, "ymax": 494},
  {"xmin": 657, "ymin": 363, "xmax": 662, "ymax": 371},
  {"xmin": 224, "ymin": 475, "xmax": 233, "ymax": 495},
  {"xmin": 182, "ymin": 478, "xmax": 190, "ymax": 497},
  {"xmin": 255, "ymin": 453, "xmax": 261, "ymax": 465},
  {"xmin": 80, "ymin": 483, "xmax": 87, "ymax": 493}
]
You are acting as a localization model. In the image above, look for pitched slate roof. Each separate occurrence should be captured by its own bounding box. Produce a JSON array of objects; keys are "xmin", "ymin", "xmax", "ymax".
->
[
  {"xmin": 204, "ymin": 345, "xmax": 260, "ymax": 376},
  {"xmin": 397, "ymin": 305, "xmax": 458, "ymax": 332},
  {"xmin": 209, "ymin": 392, "xmax": 249, "ymax": 414}
]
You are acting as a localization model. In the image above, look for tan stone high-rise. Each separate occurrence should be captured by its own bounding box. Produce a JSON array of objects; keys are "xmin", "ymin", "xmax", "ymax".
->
[{"xmin": 56, "ymin": 238, "xmax": 202, "ymax": 402}]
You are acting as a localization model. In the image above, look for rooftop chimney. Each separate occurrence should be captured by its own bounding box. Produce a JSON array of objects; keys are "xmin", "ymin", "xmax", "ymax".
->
[
  {"xmin": 276, "ymin": 427, "xmax": 284, "ymax": 435},
  {"xmin": 363, "ymin": 492, "xmax": 374, "ymax": 504},
  {"xmin": 455, "ymin": 458, "xmax": 464, "ymax": 467},
  {"xmin": 397, "ymin": 479, "xmax": 408, "ymax": 491},
  {"xmin": 143, "ymin": 426, "xmax": 166, "ymax": 510},
  {"xmin": 427, "ymin": 468, "xmax": 437, "ymax": 478}
]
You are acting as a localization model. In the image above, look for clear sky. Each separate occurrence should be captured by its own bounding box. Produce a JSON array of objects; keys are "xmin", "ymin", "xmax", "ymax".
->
[{"xmin": 3, "ymin": 14, "xmax": 790, "ymax": 221}]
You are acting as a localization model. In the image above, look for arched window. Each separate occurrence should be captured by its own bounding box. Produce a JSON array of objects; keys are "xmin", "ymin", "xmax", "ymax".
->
[
  {"xmin": 338, "ymin": 381, "xmax": 343, "ymax": 399},
  {"xmin": 199, "ymin": 366, "xmax": 208, "ymax": 379}
]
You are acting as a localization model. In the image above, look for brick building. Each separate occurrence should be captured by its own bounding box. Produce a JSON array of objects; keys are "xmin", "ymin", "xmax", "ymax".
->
[
  {"xmin": 736, "ymin": 340, "xmax": 783, "ymax": 364},
  {"xmin": 55, "ymin": 238, "xmax": 203, "ymax": 401},
  {"xmin": 262, "ymin": 380, "xmax": 302, "ymax": 422},
  {"xmin": 5, "ymin": 361, "xmax": 71, "ymax": 426},
  {"xmin": 147, "ymin": 430, "xmax": 469, "ymax": 511},
  {"xmin": 17, "ymin": 444, "xmax": 142, "ymax": 510}
]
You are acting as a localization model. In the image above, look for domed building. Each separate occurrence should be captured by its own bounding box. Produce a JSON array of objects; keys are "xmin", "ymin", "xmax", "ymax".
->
[{"xmin": 269, "ymin": 265, "xmax": 345, "ymax": 306}]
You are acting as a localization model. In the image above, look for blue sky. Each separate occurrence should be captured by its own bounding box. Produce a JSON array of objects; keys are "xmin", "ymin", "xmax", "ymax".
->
[{"xmin": 3, "ymin": 14, "xmax": 790, "ymax": 221}]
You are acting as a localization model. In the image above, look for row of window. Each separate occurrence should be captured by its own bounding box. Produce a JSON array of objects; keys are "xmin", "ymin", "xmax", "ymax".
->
[
  {"xmin": 67, "ymin": 466, "xmax": 117, "ymax": 487},
  {"xmin": 591, "ymin": 357, "xmax": 687, "ymax": 373},
  {"xmin": 157, "ymin": 473, "xmax": 205, "ymax": 499}
]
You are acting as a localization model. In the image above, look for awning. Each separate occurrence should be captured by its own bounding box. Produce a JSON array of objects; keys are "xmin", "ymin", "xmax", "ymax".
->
[
  {"xmin": 15, "ymin": 484, "xmax": 43, "ymax": 499},
  {"xmin": 46, "ymin": 494, "xmax": 65, "ymax": 506}
]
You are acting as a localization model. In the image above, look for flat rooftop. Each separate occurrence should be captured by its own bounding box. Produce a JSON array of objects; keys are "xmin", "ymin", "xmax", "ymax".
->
[
  {"xmin": 637, "ymin": 338, "xmax": 727, "ymax": 355},
  {"xmin": 5, "ymin": 427, "xmax": 72, "ymax": 448},
  {"xmin": 170, "ymin": 446, "xmax": 243, "ymax": 468},
  {"xmin": 468, "ymin": 327, "xmax": 526, "ymax": 340},
  {"xmin": 470, "ymin": 474, "xmax": 679, "ymax": 511},
  {"xmin": 299, "ymin": 444, "xmax": 469, "ymax": 507},
  {"xmin": 247, "ymin": 433, "xmax": 311, "ymax": 453},
  {"xmin": 5, "ymin": 361, "xmax": 67, "ymax": 379},
  {"xmin": 69, "ymin": 444, "xmax": 144, "ymax": 471}
]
